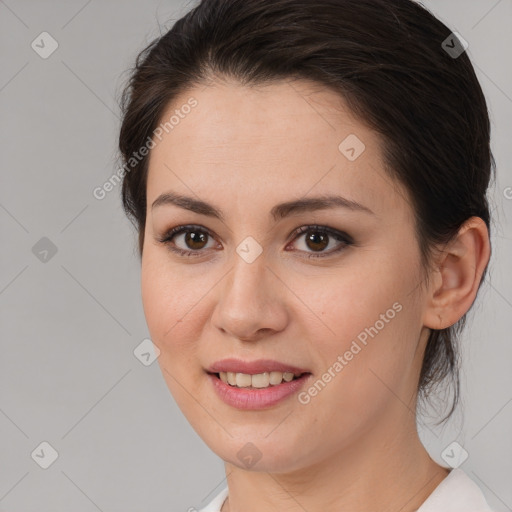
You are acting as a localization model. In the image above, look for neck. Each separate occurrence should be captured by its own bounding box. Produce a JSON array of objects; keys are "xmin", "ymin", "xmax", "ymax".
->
[{"xmin": 221, "ymin": 410, "xmax": 449, "ymax": 512}]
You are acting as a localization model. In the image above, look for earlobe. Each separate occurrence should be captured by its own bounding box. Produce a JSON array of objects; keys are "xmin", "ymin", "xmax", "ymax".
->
[{"xmin": 423, "ymin": 217, "xmax": 490, "ymax": 331}]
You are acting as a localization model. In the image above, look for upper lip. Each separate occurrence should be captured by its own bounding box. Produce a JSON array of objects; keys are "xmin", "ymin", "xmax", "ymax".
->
[{"xmin": 207, "ymin": 358, "xmax": 310, "ymax": 376}]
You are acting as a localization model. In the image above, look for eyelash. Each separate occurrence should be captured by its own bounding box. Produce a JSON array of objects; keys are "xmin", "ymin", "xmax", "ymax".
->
[{"xmin": 157, "ymin": 224, "xmax": 353, "ymax": 259}]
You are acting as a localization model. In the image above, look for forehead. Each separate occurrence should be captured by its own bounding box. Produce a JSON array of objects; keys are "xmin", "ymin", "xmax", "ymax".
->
[{"xmin": 146, "ymin": 79, "xmax": 409, "ymax": 219}]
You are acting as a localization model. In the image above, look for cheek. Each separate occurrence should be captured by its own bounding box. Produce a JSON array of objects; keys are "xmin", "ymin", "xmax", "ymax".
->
[
  {"xmin": 141, "ymin": 260, "xmax": 176, "ymax": 342},
  {"xmin": 141, "ymin": 255, "xmax": 210, "ymax": 418},
  {"xmin": 302, "ymin": 253, "xmax": 423, "ymax": 422},
  {"xmin": 308, "ymin": 257, "xmax": 412, "ymax": 346},
  {"xmin": 140, "ymin": 253, "xmax": 200, "ymax": 361},
  {"xmin": 141, "ymin": 241, "xmax": 200, "ymax": 331}
]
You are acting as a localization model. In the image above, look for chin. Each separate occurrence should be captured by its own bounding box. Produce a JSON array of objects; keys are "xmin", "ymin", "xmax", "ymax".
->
[{"xmin": 203, "ymin": 432, "xmax": 312, "ymax": 473}]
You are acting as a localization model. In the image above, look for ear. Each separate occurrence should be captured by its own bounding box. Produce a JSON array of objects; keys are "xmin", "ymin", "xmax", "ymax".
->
[{"xmin": 423, "ymin": 217, "xmax": 491, "ymax": 330}]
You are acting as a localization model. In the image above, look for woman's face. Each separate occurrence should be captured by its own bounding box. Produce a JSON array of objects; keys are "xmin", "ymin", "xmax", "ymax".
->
[{"xmin": 141, "ymin": 78, "xmax": 432, "ymax": 472}]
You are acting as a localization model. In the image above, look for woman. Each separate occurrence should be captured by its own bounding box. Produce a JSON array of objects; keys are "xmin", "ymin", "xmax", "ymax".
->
[{"xmin": 118, "ymin": 0, "xmax": 496, "ymax": 510}]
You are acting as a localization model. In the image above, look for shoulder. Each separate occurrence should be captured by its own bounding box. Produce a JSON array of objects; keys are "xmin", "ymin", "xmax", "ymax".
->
[{"xmin": 417, "ymin": 468, "xmax": 496, "ymax": 512}]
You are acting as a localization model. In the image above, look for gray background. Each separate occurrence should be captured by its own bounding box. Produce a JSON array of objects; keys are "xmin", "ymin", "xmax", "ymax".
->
[{"xmin": 1, "ymin": 0, "xmax": 511, "ymax": 510}]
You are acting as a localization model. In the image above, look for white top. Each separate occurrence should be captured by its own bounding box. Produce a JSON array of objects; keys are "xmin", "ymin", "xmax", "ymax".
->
[{"xmin": 198, "ymin": 468, "xmax": 495, "ymax": 512}]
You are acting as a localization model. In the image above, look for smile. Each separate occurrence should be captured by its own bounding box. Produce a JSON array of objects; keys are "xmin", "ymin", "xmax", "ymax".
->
[
  {"xmin": 216, "ymin": 370, "xmax": 304, "ymax": 388},
  {"xmin": 207, "ymin": 371, "xmax": 312, "ymax": 409}
]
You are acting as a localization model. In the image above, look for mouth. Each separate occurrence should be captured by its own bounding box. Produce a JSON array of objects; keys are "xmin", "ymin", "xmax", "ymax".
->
[
  {"xmin": 207, "ymin": 370, "xmax": 310, "ymax": 389},
  {"xmin": 205, "ymin": 358, "xmax": 312, "ymax": 408},
  {"xmin": 206, "ymin": 369, "xmax": 312, "ymax": 409}
]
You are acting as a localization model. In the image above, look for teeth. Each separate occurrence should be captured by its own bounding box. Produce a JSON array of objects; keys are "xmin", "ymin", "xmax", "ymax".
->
[
  {"xmin": 236, "ymin": 373, "xmax": 252, "ymax": 387},
  {"xmin": 218, "ymin": 371, "xmax": 300, "ymax": 388},
  {"xmin": 251, "ymin": 372, "xmax": 270, "ymax": 388},
  {"xmin": 269, "ymin": 371, "xmax": 284, "ymax": 385}
]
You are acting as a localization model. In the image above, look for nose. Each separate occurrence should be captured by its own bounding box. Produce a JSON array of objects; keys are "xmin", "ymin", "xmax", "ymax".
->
[{"xmin": 211, "ymin": 252, "xmax": 288, "ymax": 342}]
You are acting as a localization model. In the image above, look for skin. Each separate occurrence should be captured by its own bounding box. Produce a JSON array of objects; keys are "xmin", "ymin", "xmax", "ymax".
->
[{"xmin": 141, "ymin": 77, "xmax": 490, "ymax": 512}]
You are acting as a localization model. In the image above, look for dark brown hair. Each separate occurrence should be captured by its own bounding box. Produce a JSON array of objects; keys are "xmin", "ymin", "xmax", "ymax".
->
[{"xmin": 118, "ymin": 0, "xmax": 494, "ymax": 424}]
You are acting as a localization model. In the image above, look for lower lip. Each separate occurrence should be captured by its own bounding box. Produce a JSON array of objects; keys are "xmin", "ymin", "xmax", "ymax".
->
[{"xmin": 207, "ymin": 372, "xmax": 311, "ymax": 410}]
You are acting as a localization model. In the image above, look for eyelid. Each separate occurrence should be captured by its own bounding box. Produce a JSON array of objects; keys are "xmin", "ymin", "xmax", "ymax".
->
[
  {"xmin": 156, "ymin": 224, "xmax": 219, "ymax": 255},
  {"xmin": 288, "ymin": 224, "xmax": 353, "ymax": 245},
  {"xmin": 157, "ymin": 223, "xmax": 353, "ymax": 258},
  {"xmin": 286, "ymin": 224, "xmax": 353, "ymax": 258}
]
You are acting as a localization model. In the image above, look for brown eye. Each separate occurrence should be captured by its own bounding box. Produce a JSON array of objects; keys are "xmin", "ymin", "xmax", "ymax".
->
[
  {"xmin": 290, "ymin": 225, "xmax": 353, "ymax": 258},
  {"xmin": 158, "ymin": 224, "xmax": 352, "ymax": 259},
  {"xmin": 304, "ymin": 230, "xmax": 329, "ymax": 252},
  {"xmin": 158, "ymin": 225, "xmax": 216, "ymax": 256},
  {"xmin": 183, "ymin": 230, "xmax": 209, "ymax": 250}
]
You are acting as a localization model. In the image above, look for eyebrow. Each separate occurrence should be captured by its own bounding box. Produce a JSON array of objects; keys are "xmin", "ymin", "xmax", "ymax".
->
[{"xmin": 151, "ymin": 191, "xmax": 375, "ymax": 221}]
